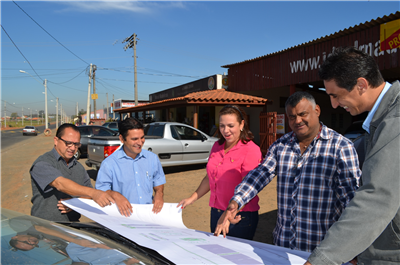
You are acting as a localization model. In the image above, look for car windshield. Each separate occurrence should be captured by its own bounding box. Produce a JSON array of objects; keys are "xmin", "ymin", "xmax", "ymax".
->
[
  {"xmin": 24, "ymin": 126, "xmax": 34, "ymax": 129},
  {"xmin": 1, "ymin": 209, "xmax": 163, "ymax": 265}
]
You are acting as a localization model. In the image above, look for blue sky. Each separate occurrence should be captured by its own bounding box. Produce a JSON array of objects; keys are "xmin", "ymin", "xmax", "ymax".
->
[{"xmin": 1, "ymin": 1, "xmax": 399, "ymax": 117}]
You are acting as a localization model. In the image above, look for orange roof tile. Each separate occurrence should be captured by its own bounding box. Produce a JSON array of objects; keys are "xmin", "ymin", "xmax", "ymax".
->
[{"xmin": 115, "ymin": 89, "xmax": 267, "ymax": 113}]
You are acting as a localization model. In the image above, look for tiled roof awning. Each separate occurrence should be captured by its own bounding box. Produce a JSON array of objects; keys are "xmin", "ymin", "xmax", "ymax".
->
[{"xmin": 115, "ymin": 89, "xmax": 268, "ymax": 113}]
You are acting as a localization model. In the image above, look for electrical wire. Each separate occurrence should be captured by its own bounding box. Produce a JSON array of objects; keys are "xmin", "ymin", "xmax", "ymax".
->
[
  {"xmin": 13, "ymin": 1, "xmax": 89, "ymax": 66},
  {"xmin": 1, "ymin": 25, "xmax": 43, "ymax": 80}
]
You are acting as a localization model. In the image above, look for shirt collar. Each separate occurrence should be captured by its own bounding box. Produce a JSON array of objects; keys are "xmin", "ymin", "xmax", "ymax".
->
[
  {"xmin": 290, "ymin": 122, "xmax": 328, "ymax": 143},
  {"xmin": 362, "ymin": 82, "xmax": 392, "ymax": 133},
  {"xmin": 117, "ymin": 145, "xmax": 146, "ymax": 160},
  {"xmin": 52, "ymin": 148, "xmax": 76, "ymax": 165}
]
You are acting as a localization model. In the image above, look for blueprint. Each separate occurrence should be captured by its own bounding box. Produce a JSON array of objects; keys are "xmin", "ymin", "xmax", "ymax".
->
[{"xmin": 63, "ymin": 198, "xmax": 310, "ymax": 264}]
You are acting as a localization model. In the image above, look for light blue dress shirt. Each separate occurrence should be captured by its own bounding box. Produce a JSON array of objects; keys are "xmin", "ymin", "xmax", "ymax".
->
[
  {"xmin": 95, "ymin": 147, "xmax": 166, "ymax": 204},
  {"xmin": 362, "ymin": 82, "xmax": 392, "ymax": 133}
]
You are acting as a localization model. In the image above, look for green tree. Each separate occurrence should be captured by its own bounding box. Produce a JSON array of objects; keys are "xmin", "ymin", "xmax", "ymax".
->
[{"xmin": 10, "ymin": 112, "xmax": 18, "ymax": 120}]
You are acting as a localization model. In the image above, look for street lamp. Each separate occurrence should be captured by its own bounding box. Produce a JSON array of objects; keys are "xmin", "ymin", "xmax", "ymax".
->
[
  {"xmin": 28, "ymin": 108, "xmax": 32, "ymax": 125},
  {"xmin": 19, "ymin": 70, "xmax": 48, "ymax": 130}
]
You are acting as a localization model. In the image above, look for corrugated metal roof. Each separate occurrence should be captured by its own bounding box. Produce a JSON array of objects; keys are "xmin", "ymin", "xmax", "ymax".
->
[
  {"xmin": 115, "ymin": 89, "xmax": 268, "ymax": 112},
  {"xmin": 222, "ymin": 11, "xmax": 400, "ymax": 68}
]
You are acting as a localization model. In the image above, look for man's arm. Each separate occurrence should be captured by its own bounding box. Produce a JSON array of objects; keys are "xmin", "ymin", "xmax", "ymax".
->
[
  {"xmin": 335, "ymin": 141, "xmax": 361, "ymax": 207},
  {"xmin": 50, "ymin": 177, "xmax": 114, "ymax": 207},
  {"xmin": 95, "ymin": 161, "xmax": 133, "ymax": 217},
  {"xmin": 307, "ymin": 132, "xmax": 400, "ymax": 264},
  {"xmin": 152, "ymin": 184, "xmax": 164, "ymax": 214}
]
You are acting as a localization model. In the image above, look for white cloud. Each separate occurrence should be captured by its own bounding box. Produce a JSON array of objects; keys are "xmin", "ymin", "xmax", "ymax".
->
[{"xmin": 55, "ymin": 1, "xmax": 187, "ymax": 14}]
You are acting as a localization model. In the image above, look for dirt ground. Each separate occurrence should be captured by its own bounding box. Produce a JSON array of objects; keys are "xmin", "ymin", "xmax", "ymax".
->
[{"xmin": 1, "ymin": 133, "xmax": 277, "ymax": 244}]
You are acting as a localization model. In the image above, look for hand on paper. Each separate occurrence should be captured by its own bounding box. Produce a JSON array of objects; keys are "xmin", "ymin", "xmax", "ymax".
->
[
  {"xmin": 57, "ymin": 199, "xmax": 73, "ymax": 214},
  {"xmin": 91, "ymin": 190, "xmax": 115, "ymax": 207},
  {"xmin": 213, "ymin": 201, "xmax": 241, "ymax": 238},
  {"xmin": 177, "ymin": 196, "xmax": 196, "ymax": 209},
  {"xmin": 152, "ymin": 185, "xmax": 164, "ymax": 214},
  {"xmin": 108, "ymin": 191, "xmax": 133, "ymax": 217}
]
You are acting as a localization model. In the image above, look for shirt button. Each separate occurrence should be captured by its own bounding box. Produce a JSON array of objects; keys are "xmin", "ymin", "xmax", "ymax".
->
[
  {"xmin": 136, "ymin": 172, "xmax": 138, "ymax": 174},
  {"xmin": 138, "ymin": 184, "xmax": 140, "ymax": 186},
  {"xmin": 140, "ymin": 196, "xmax": 142, "ymax": 199}
]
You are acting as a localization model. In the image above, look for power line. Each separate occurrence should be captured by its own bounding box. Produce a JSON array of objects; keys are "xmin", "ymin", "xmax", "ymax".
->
[
  {"xmin": 1, "ymin": 25, "xmax": 43, "ymax": 80},
  {"xmin": 13, "ymin": 1, "xmax": 89, "ymax": 66}
]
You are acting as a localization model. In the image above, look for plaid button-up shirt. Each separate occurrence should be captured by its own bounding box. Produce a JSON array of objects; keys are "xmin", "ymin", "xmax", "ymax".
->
[{"xmin": 232, "ymin": 123, "xmax": 360, "ymax": 252}]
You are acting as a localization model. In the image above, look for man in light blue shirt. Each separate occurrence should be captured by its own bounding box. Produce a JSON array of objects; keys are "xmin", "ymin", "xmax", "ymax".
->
[{"xmin": 96, "ymin": 118, "xmax": 166, "ymax": 215}]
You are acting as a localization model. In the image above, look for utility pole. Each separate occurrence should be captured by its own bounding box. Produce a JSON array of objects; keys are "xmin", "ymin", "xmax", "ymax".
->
[
  {"xmin": 61, "ymin": 104, "xmax": 63, "ymax": 125},
  {"xmin": 56, "ymin": 98, "xmax": 59, "ymax": 129},
  {"xmin": 92, "ymin": 65, "xmax": 97, "ymax": 117},
  {"xmin": 44, "ymin": 79, "xmax": 48, "ymax": 129},
  {"xmin": 22, "ymin": 107, "xmax": 24, "ymax": 126},
  {"xmin": 106, "ymin": 93, "xmax": 109, "ymax": 121},
  {"xmin": 4, "ymin": 101, "xmax": 6, "ymax": 128},
  {"xmin": 86, "ymin": 64, "xmax": 93, "ymax": 125},
  {"xmin": 76, "ymin": 102, "xmax": 78, "ymax": 117},
  {"xmin": 123, "ymin": 33, "xmax": 139, "ymax": 106},
  {"xmin": 30, "ymin": 109, "xmax": 32, "ymax": 126},
  {"xmin": 112, "ymin": 94, "xmax": 115, "ymax": 120}
]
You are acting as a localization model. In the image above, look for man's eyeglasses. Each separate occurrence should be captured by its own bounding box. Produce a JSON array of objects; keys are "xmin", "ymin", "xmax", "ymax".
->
[{"xmin": 58, "ymin": 137, "xmax": 81, "ymax": 148}]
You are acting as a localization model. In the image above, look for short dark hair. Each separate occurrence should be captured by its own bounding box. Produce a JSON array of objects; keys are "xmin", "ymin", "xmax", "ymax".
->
[
  {"xmin": 9, "ymin": 238, "xmax": 29, "ymax": 252},
  {"xmin": 285, "ymin": 91, "xmax": 316, "ymax": 110},
  {"xmin": 217, "ymin": 104, "xmax": 254, "ymax": 145},
  {"xmin": 319, "ymin": 46, "xmax": 384, "ymax": 92},
  {"xmin": 56, "ymin": 123, "xmax": 80, "ymax": 138},
  {"xmin": 119, "ymin": 118, "xmax": 144, "ymax": 140}
]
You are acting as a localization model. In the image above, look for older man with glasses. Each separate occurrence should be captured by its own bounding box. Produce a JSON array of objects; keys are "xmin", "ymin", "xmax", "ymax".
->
[{"xmin": 30, "ymin": 123, "xmax": 130, "ymax": 222}]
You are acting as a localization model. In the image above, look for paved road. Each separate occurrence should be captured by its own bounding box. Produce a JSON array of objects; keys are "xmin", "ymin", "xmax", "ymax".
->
[{"xmin": 1, "ymin": 123, "xmax": 57, "ymax": 150}]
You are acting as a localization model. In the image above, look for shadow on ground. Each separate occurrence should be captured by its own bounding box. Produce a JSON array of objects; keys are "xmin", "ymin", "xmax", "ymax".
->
[
  {"xmin": 86, "ymin": 163, "xmax": 207, "ymax": 180},
  {"xmin": 253, "ymin": 209, "xmax": 277, "ymax": 244},
  {"xmin": 163, "ymin": 163, "xmax": 207, "ymax": 174},
  {"xmin": 87, "ymin": 169, "xmax": 98, "ymax": 181}
]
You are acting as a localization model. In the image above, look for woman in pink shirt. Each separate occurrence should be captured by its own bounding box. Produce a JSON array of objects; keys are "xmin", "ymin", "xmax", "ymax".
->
[{"xmin": 178, "ymin": 105, "xmax": 262, "ymax": 240}]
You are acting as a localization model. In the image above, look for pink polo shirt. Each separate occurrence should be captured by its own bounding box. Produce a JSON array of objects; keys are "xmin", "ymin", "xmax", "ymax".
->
[{"xmin": 207, "ymin": 140, "xmax": 262, "ymax": 212}]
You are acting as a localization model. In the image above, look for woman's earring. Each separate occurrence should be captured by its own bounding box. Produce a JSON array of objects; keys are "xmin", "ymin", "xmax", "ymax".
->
[{"xmin": 240, "ymin": 128, "xmax": 243, "ymax": 132}]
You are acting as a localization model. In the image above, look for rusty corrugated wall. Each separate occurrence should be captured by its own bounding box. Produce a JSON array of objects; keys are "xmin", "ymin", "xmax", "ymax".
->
[{"xmin": 226, "ymin": 12, "xmax": 400, "ymax": 92}]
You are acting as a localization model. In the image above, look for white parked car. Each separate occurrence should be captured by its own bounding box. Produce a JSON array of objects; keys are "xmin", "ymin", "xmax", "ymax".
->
[
  {"xmin": 86, "ymin": 122, "xmax": 219, "ymax": 170},
  {"xmin": 22, "ymin": 126, "xmax": 38, "ymax": 136}
]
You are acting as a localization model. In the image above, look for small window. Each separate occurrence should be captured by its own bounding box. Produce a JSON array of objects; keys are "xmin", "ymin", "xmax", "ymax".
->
[
  {"xmin": 109, "ymin": 123, "xmax": 117, "ymax": 129},
  {"xmin": 170, "ymin": 127, "xmax": 180, "ymax": 140},
  {"xmin": 145, "ymin": 125, "xmax": 164, "ymax": 137},
  {"xmin": 79, "ymin": 127, "xmax": 91, "ymax": 136},
  {"xmin": 98, "ymin": 129, "xmax": 114, "ymax": 136},
  {"xmin": 175, "ymin": 125, "xmax": 203, "ymax": 140}
]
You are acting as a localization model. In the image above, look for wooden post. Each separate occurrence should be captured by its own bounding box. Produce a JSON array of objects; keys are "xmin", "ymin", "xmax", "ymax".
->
[{"xmin": 193, "ymin": 105, "xmax": 198, "ymax": 129}]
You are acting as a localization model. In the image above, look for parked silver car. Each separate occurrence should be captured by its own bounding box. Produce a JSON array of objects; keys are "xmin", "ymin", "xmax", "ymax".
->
[
  {"xmin": 22, "ymin": 126, "xmax": 38, "ymax": 136},
  {"xmin": 75, "ymin": 125, "xmax": 118, "ymax": 160},
  {"xmin": 86, "ymin": 122, "xmax": 219, "ymax": 170}
]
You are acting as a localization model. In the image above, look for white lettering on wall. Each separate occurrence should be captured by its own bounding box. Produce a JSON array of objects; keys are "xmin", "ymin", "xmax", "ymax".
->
[{"xmin": 289, "ymin": 40, "xmax": 398, "ymax": 74}]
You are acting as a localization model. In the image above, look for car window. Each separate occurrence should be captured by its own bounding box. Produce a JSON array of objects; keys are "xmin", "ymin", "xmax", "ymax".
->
[
  {"xmin": 174, "ymin": 125, "xmax": 203, "ymax": 140},
  {"xmin": 1, "ymin": 208, "xmax": 164, "ymax": 265},
  {"xmin": 98, "ymin": 128, "xmax": 115, "ymax": 136},
  {"xmin": 170, "ymin": 126, "xmax": 180, "ymax": 140},
  {"xmin": 145, "ymin": 125, "xmax": 164, "ymax": 137},
  {"xmin": 79, "ymin": 127, "xmax": 91, "ymax": 136}
]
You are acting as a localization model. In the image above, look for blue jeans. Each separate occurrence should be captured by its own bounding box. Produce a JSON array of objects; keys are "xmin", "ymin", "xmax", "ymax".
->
[{"xmin": 210, "ymin": 207, "xmax": 259, "ymax": 240}]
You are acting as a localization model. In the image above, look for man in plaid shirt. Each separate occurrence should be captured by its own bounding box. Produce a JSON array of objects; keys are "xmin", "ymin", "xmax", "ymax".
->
[{"xmin": 214, "ymin": 91, "xmax": 361, "ymax": 252}]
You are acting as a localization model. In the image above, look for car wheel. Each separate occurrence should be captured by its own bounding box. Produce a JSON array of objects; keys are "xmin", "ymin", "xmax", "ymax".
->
[{"xmin": 74, "ymin": 149, "xmax": 81, "ymax": 160}]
